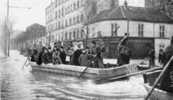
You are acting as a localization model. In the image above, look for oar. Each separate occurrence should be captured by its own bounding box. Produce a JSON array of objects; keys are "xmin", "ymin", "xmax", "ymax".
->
[
  {"xmin": 95, "ymin": 67, "xmax": 162, "ymax": 84},
  {"xmin": 22, "ymin": 57, "xmax": 29, "ymax": 69},
  {"xmin": 145, "ymin": 56, "xmax": 173, "ymax": 100},
  {"xmin": 79, "ymin": 66, "xmax": 89, "ymax": 78}
]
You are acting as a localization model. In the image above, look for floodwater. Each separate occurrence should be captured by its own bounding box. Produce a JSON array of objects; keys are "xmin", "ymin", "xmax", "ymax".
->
[{"xmin": 0, "ymin": 51, "xmax": 147, "ymax": 100}]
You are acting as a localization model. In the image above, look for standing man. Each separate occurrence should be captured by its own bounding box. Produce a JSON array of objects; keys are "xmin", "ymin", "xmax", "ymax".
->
[
  {"xmin": 148, "ymin": 46, "xmax": 155, "ymax": 67},
  {"xmin": 117, "ymin": 33, "xmax": 131, "ymax": 66},
  {"xmin": 158, "ymin": 48, "xmax": 166, "ymax": 65},
  {"xmin": 60, "ymin": 46, "xmax": 67, "ymax": 64},
  {"xmin": 79, "ymin": 49, "xmax": 89, "ymax": 66}
]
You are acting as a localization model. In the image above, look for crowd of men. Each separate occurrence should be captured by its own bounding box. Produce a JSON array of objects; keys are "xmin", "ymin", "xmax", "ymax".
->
[
  {"xmin": 27, "ymin": 40, "xmax": 106, "ymax": 68},
  {"xmin": 24, "ymin": 34, "xmax": 173, "ymax": 69},
  {"xmin": 25, "ymin": 34, "xmax": 133, "ymax": 68}
]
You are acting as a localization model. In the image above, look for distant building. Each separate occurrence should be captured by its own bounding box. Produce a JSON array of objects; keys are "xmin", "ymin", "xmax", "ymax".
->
[
  {"xmin": 45, "ymin": 0, "xmax": 146, "ymax": 42},
  {"xmin": 45, "ymin": 0, "xmax": 87, "ymax": 42}
]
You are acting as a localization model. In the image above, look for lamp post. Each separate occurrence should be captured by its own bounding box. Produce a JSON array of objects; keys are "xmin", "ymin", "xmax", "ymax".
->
[
  {"xmin": 6, "ymin": 0, "xmax": 31, "ymax": 56},
  {"xmin": 6, "ymin": 0, "xmax": 10, "ymax": 56}
]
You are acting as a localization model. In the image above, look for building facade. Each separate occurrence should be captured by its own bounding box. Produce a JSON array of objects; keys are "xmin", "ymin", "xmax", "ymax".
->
[
  {"xmin": 45, "ymin": 0, "xmax": 87, "ymax": 43},
  {"xmin": 45, "ymin": 0, "xmax": 173, "ymax": 58},
  {"xmin": 87, "ymin": 6, "xmax": 173, "ymax": 58},
  {"xmin": 45, "ymin": 0, "xmax": 147, "ymax": 43}
]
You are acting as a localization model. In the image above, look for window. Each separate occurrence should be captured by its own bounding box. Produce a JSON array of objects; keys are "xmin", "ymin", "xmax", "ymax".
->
[
  {"xmin": 77, "ymin": 29, "xmax": 79, "ymax": 39},
  {"xmin": 77, "ymin": 15, "xmax": 80, "ymax": 23},
  {"xmin": 81, "ymin": 14, "xmax": 83, "ymax": 22},
  {"xmin": 55, "ymin": 11, "xmax": 57, "ymax": 19},
  {"xmin": 69, "ymin": 18, "xmax": 72, "ymax": 25},
  {"xmin": 77, "ymin": 0, "xmax": 80, "ymax": 8},
  {"xmin": 62, "ymin": 20, "xmax": 64, "ymax": 28},
  {"xmin": 58, "ymin": 21, "xmax": 60, "ymax": 29},
  {"xmin": 111, "ymin": 23, "xmax": 119, "ymax": 36},
  {"xmin": 55, "ymin": 0, "xmax": 57, "ymax": 8},
  {"xmin": 159, "ymin": 25, "xmax": 165, "ymax": 38},
  {"xmin": 65, "ymin": 20, "xmax": 68, "ymax": 27},
  {"xmin": 65, "ymin": 32, "xmax": 68, "ymax": 40},
  {"xmin": 138, "ymin": 24, "xmax": 144, "ymax": 37},
  {"xmin": 58, "ymin": 10, "xmax": 61, "ymax": 18},
  {"xmin": 73, "ymin": 31, "xmax": 76, "ymax": 39},
  {"xmin": 73, "ymin": 3, "xmax": 76, "ymax": 10},
  {"xmin": 56, "ymin": 23, "xmax": 57, "ymax": 30},
  {"xmin": 71, "ymin": 4, "xmax": 73, "ymax": 11},
  {"xmin": 81, "ymin": 29, "xmax": 84, "ymax": 39},
  {"xmin": 61, "ymin": 8, "xmax": 63, "ymax": 17},
  {"xmin": 69, "ymin": 32, "xmax": 72, "ymax": 40},
  {"xmin": 73, "ymin": 17, "xmax": 76, "ymax": 24}
]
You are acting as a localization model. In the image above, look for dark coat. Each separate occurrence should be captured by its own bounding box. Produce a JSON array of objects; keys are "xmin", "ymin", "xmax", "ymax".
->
[
  {"xmin": 31, "ymin": 49, "xmax": 38, "ymax": 62},
  {"xmin": 148, "ymin": 48, "xmax": 155, "ymax": 66},
  {"xmin": 60, "ymin": 51, "xmax": 66, "ymax": 64},
  {"xmin": 71, "ymin": 49, "xmax": 82, "ymax": 65},
  {"xmin": 47, "ymin": 52, "xmax": 52, "ymax": 63},
  {"xmin": 79, "ymin": 53, "xmax": 89, "ymax": 66},
  {"xmin": 52, "ymin": 51, "xmax": 62, "ymax": 64},
  {"xmin": 41, "ymin": 53, "xmax": 49, "ymax": 64},
  {"xmin": 94, "ymin": 52, "xmax": 104, "ymax": 68},
  {"xmin": 158, "ymin": 50, "xmax": 166, "ymax": 65},
  {"xmin": 36, "ymin": 51, "xmax": 43, "ymax": 65},
  {"xmin": 117, "ymin": 45, "xmax": 131, "ymax": 66}
]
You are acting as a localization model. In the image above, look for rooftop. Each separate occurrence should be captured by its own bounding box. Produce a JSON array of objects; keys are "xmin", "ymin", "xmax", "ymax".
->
[{"xmin": 87, "ymin": 6, "xmax": 173, "ymax": 24}]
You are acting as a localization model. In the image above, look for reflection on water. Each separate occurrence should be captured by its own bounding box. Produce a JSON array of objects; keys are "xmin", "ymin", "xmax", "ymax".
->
[{"xmin": 0, "ymin": 54, "xmax": 147, "ymax": 100}]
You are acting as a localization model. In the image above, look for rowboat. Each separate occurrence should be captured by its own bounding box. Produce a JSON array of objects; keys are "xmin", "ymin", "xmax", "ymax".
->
[
  {"xmin": 30, "ymin": 62, "xmax": 139, "ymax": 80},
  {"xmin": 143, "ymin": 69, "xmax": 173, "ymax": 100}
]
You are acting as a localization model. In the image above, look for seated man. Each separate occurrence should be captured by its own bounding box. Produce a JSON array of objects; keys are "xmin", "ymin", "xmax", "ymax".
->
[{"xmin": 30, "ymin": 49, "xmax": 38, "ymax": 62}]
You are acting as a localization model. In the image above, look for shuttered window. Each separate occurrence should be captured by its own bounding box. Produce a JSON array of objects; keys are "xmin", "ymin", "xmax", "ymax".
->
[
  {"xmin": 138, "ymin": 24, "xmax": 144, "ymax": 37},
  {"xmin": 111, "ymin": 23, "xmax": 119, "ymax": 36},
  {"xmin": 159, "ymin": 25, "xmax": 165, "ymax": 38}
]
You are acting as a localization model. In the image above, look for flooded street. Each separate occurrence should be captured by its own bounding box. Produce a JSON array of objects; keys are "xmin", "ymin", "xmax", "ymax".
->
[{"xmin": 0, "ymin": 51, "xmax": 147, "ymax": 100}]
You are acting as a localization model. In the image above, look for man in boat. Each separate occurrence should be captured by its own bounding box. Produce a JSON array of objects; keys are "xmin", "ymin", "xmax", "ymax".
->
[
  {"xmin": 94, "ymin": 47, "xmax": 104, "ymax": 68},
  {"xmin": 91, "ymin": 41, "xmax": 97, "ymax": 54},
  {"xmin": 31, "ymin": 49, "xmax": 38, "ymax": 62},
  {"xmin": 67, "ymin": 47, "xmax": 74, "ymax": 64},
  {"xmin": 79, "ymin": 49, "xmax": 89, "ymax": 66},
  {"xmin": 148, "ymin": 45, "xmax": 155, "ymax": 67},
  {"xmin": 117, "ymin": 33, "xmax": 131, "ymax": 66},
  {"xmin": 60, "ymin": 46, "xmax": 67, "ymax": 64},
  {"xmin": 36, "ymin": 47, "xmax": 45, "ymax": 65},
  {"xmin": 88, "ymin": 41, "xmax": 98, "ymax": 67},
  {"xmin": 41, "ymin": 47, "xmax": 50, "ymax": 64},
  {"xmin": 158, "ymin": 48, "xmax": 166, "ymax": 65},
  {"xmin": 71, "ymin": 45, "xmax": 82, "ymax": 66},
  {"xmin": 52, "ymin": 48, "xmax": 62, "ymax": 64},
  {"xmin": 159, "ymin": 36, "xmax": 173, "ymax": 93},
  {"xmin": 47, "ymin": 46, "xmax": 53, "ymax": 63}
]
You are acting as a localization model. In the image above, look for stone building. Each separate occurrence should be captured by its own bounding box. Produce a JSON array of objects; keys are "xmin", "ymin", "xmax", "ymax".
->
[
  {"xmin": 45, "ymin": 0, "xmax": 146, "ymax": 43},
  {"xmin": 87, "ymin": 5, "xmax": 173, "ymax": 58}
]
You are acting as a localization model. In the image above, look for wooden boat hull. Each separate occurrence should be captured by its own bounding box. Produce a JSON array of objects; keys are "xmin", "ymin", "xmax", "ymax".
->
[
  {"xmin": 30, "ymin": 62, "xmax": 139, "ymax": 79},
  {"xmin": 144, "ymin": 84, "xmax": 173, "ymax": 100}
]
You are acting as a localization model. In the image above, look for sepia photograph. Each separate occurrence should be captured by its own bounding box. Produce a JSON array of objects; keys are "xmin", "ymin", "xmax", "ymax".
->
[{"xmin": 0, "ymin": 0, "xmax": 173, "ymax": 100}]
